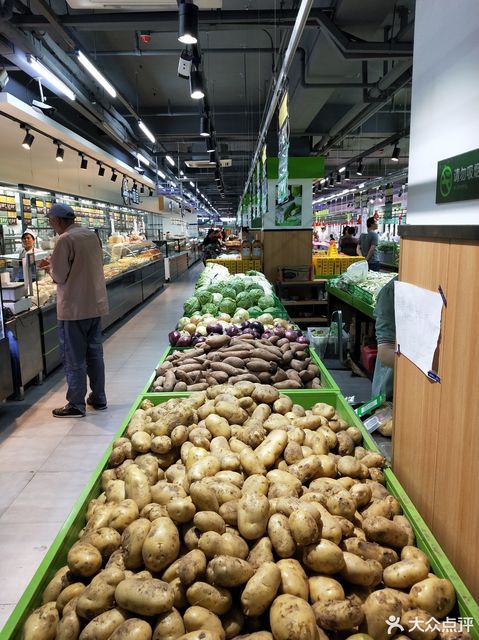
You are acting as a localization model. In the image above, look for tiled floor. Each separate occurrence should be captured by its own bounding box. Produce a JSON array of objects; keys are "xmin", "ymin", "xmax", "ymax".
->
[{"xmin": 0, "ymin": 263, "xmax": 202, "ymax": 629}]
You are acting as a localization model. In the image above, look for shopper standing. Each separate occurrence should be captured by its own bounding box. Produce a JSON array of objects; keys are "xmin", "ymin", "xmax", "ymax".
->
[
  {"xmin": 359, "ymin": 217, "xmax": 380, "ymax": 271},
  {"xmin": 39, "ymin": 204, "xmax": 108, "ymax": 418},
  {"xmin": 340, "ymin": 226, "xmax": 359, "ymax": 257}
]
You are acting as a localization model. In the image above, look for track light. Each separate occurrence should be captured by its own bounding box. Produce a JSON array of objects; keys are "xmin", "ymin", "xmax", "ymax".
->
[
  {"xmin": 200, "ymin": 115, "xmax": 210, "ymax": 137},
  {"xmin": 98, "ymin": 162, "xmax": 105, "ymax": 177},
  {"xmin": 207, "ymin": 136, "xmax": 216, "ymax": 153},
  {"xmin": 79, "ymin": 153, "xmax": 88, "ymax": 169},
  {"xmin": 178, "ymin": 2, "xmax": 198, "ymax": 45},
  {"xmin": 190, "ymin": 69, "xmax": 204, "ymax": 100},
  {"xmin": 140, "ymin": 184, "xmax": 145, "ymax": 194},
  {"xmin": 336, "ymin": 172, "xmax": 342, "ymax": 184},
  {"xmin": 149, "ymin": 188, "xmax": 154, "ymax": 197},
  {"xmin": 328, "ymin": 173, "xmax": 334, "ymax": 187},
  {"xmin": 111, "ymin": 169, "xmax": 117, "ymax": 182},
  {"xmin": 166, "ymin": 155, "xmax": 175, "ymax": 167},
  {"xmin": 22, "ymin": 128, "xmax": 35, "ymax": 150},
  {"xmin": 356, "ymin": 160, "xmax": 363, "ymax": 176},
  {"xmin": 27, "ymin": 56, "xmax": 76, "ymax": 101},
  {"xmin": 391, "ymin": 144, "xmax": 400, "ymax": 162},
  {"xmin": 55, "ymin": 142, "xmax": 64, "ymax": 162},
  {"xmin": 344, "ymin": 170, "xmax": 350, "ymax": 181},
  {"xmin": 138, "ymin": 120, "xmax": 155, "ymax": 144},
  {"xmin": 77, "ymin": 51, "xmax": 116, "ymax": 98}
]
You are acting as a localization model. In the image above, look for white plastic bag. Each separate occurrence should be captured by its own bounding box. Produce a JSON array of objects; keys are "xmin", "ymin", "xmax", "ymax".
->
[{"xmin": 343, "ymin": 260, "xmax": 369, "ymax": 283}]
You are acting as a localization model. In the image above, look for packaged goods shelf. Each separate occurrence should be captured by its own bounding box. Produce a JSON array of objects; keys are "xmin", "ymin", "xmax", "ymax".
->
[{"xmin": 3, "ymin": 388, "xmax": 478, "ymax": 639}]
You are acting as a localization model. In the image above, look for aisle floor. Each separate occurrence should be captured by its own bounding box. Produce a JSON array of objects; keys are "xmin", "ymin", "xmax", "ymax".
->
[{"xmin": 0, "ymin": 264, "xmax": 202, "ymax": 629}]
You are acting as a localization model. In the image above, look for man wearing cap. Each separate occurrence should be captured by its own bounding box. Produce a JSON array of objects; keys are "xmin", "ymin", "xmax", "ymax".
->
[{"xmin": 40, "ymin": 203, "xmax": 108, "ymax": 418}]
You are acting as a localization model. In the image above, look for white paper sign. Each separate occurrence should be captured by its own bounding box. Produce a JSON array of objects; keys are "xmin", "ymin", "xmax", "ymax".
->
[{"xmin": 394, "ymin": 281, "xmax": 444, "ymax": 379}]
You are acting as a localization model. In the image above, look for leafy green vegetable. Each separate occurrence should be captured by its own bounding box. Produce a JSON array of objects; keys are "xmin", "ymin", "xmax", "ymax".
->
[
  {"xmin": 212, "ymin": 292, "xmax": 223, "ymax": 305},
  {"xmin": 258, "ymin": 295, "xmax": 276, "ymax": 310},
  {"xmin": 219, "ymin": 298, "xmax": 236, "ymax": 314},
  {"xmin": 248, "ymin": 306, "xmax": 263, "ymax": 318},
  {"xmin": 236, "ymin": 291, "xmax": 253, "ymax": 309},
  {"xmin": 196, "ymin": 289, "xmax": 213, "ymax": 306},
  {"xmin": 232, "ymin": 308, "xmax": 249, "ymax": 322},
  {"xmin": 184, "ymin": 297, "xmax": 201, "ymax": 315},
  {"xmin": 201, "ymin": 303, "xmax": 219, "ymax": 315},
  {"xmin": 258, "ymin": 313, "xmax": 274, "ymax": 325}
]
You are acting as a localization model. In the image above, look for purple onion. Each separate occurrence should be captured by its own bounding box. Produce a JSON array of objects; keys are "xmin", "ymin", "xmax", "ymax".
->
[
  {"xmin": 176, "ymin": 334, "xmax": 192, "ymax": 347},
  {"xmin": 241, "ymin": 320, "xmax": 251, "ymax": 329},
  {"xmin": 273, "ymin": 326, "xmax": 286, "ymax": 338},
  {"xmin": 296, "ymin": 335, "xmax": 310, "ymax": 344},
  {"xmin": 168, "ymin": 330, "xmax": 181, "ymax": 346},
  {"xmin": 206, "ymin": 323, "xmax": 223, "ymax": 335},
  {"xmin": 226, "ymin": 325, "xmax": 241, "ymax": 337},
  {"xmin": 195, "ymin": 336, "xmax": 207, "ymax": 344},
  {"xmin": 262, "ymin": 330, "xmax": 273, "ymax": 339},
  {"xmin": 249, "ymin": 321, "xmax": 264, "ymax": 335},
  {"xmin": 285, "ymin": 329, "xmax": 300, "ymax": 341}
]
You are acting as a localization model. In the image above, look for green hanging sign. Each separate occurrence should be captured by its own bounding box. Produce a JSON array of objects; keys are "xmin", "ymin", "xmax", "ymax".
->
[
  {"xmin": 277, "ymin": 91, "xmax": 290, "ymax": 205},
  {"xmin": 436, "ymin": 148, "xmax": 479, "ymax": 204},
  {"xmin": 384, "ymin": 183, "xmax": 394, "ymax": 221}
]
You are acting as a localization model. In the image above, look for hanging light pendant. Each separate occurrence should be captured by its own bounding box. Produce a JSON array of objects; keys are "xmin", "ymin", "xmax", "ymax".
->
[
  {"xmin": 190, "ymin": 68, "xmax": 204, "ymax": 100},
  {"xmin": 178, "ymin": 2, "xmax": 198, "ymax": 45}
]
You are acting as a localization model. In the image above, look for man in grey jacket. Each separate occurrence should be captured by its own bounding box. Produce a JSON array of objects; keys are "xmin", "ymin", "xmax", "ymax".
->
[{"xmin": 40, "ymin": 203, "xmax": 109, "ymax": 418}]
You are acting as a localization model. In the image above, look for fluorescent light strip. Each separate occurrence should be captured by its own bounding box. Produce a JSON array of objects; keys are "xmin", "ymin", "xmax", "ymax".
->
[
  {"xmin": 157, "ymin": 169, "xmax": 166, "ymax": 180},
  {"xmin": 77, "ymin": 51, "xmax": 116, "ymax": 98},
  {"xmin": 189, "ymin": 181, "xmax": 195, "ymax": 188},
  {"xmin": 338, "ymin": 166, "xmax": 346, "ymax": 173},
  {"xmin": 166, "ymin": 155, "xmax": 175, "ymax": 167},
  {"xmin": 138, "ymin": 120, "xmax": 155, "ymax": 144},
  {"xmin": 27, "ymin": 56, "xmax": 76, "ymax": 101},
  {"xmin": 136, "ymin": 152, "xmax": 150, "ymax": 166}
]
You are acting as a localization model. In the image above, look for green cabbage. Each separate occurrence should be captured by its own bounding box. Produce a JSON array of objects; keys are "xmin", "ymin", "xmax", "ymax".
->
[
  {"xmin": 201, "ymin": 303, "xmax": 218, "ymax": 315},
  {"xmin": 212, "ymin": 292, "xmax": 223, "ymax": 305},
  {"xmin": 248, "ymin": 306, "xmax": 263, "ymax": 318},
  {"xmin": 196, "ymin": 289, "xmax": 213, "ymax": 306},
  {"xmin": 230, "ymin": 278, "xmax": 246, "ymax": 294},
  {"xmin": 219, "ymin": 298, "xmax": 236, "ymax": 314},
  {"xmin": 258, "ymin": 295, "xmax": 276, "ymax": 310},
  {"xmin": 258, "ymin": 313, "xmax": 274, "ymax": 325},
  {"xmin": 248, "ymin": 288, "xmax": 263, "ymax": 303},
  {"xmin": 236, "ymin": 291, "xmax": 253, "ymax": 308},
  {"xmin": 184, "ymin": 297, "xmax": 201, "ymax": 315},
  {"xmin": 232, "ymin": 308, "xmax": 249, "ymax": 322},
  {"xmin": 222, "ymin": 286, "xmax": 237, "ymax": 300}
]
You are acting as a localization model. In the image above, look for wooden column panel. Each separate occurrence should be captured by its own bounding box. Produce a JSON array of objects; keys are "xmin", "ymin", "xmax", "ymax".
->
[
  {"xmin": 394, "ymin": 231, "xmax": 479, "ymax": 600},
  {"xmin": 261, "ymin": 229, "xmax": 312, "ymax": 283}
]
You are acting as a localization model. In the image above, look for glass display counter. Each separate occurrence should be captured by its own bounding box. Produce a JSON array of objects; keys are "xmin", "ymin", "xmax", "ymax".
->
[{"xmin": 0, "ymin": 285, "xmax": 14, "ymax": 401}]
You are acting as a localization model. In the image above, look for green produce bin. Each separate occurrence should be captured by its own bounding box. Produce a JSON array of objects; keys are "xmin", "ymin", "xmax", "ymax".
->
[
  {"xmin": 147, "ymin": 346, "xmax": 339, "ymax": 392},
  {"xmin": 3, "ymin": 391, "xmax": 478, "ymax": 639}
]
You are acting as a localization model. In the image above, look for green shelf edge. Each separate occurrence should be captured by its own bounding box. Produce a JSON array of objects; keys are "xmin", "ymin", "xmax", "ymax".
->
[{"xmin": 327, "ymin": 284, "xmax": 376, "ymax": 320}]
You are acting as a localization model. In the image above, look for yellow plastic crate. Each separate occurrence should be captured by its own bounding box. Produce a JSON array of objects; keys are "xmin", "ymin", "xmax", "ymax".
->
[
  {"xmin": 205, "ymin": 259, "xmax": 237, "ymax": 274},
  {"xmin": 236, "ymin": 259, "xmax": 262, "ymax": 273},
  {"xmin": 313, "ymin": 257, "xmax": 335, "ymax": 277}
]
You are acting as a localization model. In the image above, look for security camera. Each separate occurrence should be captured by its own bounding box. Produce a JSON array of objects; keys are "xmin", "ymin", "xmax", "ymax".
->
[
  {"xmin": 178, "ymin": 50, "xmax": 192, "ymax": 79},
  {"xmin": 0, "ymin": 67, "xmax": 9, "ymax": 90},
  {"xmin": 136, "ymin": 166, "xmax": 145, "ymax": 175}
]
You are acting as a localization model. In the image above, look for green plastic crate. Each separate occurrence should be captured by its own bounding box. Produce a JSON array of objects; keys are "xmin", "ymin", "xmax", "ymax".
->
[
  {"xmin": 148, "ymin": 346, "xmax": 339, "ymax": 392},
  {"xmin": 3, "ymin": 391, "xmax": 478, "ymax": 639}
]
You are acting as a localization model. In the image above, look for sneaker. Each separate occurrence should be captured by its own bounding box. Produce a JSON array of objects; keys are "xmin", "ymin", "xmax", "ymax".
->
[
  {"xmin": 52, "ymin": 404, "xmax": 85, "ymax": 418},
  {"xmin": 87, "ymin": 394, "xmax": 108, "ymax": 411}
]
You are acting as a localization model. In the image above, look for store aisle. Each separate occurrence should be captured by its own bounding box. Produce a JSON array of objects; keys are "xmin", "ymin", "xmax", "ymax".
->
[{"xmin": 0, "ymin": 263, "xmax": 202, "ymax": 627}]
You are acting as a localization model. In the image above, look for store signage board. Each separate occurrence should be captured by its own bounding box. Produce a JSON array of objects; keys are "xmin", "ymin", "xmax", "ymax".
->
[
  {"xmin": 436, "ymin": 148, "xmax": 479, "ymax": 203},
  {"xmin": 277, "ymin": 91, "xmax": 290, "ymax": 205}
]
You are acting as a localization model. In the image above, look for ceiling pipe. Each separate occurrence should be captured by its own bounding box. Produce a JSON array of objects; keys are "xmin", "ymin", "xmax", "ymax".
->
[
  {"xmin": 297, "ymin": 48, "xmax": 375, "ymax": 89},
  {"xmin": 81, "ymin": 47, "xmax": 279, "ymax": 57}
]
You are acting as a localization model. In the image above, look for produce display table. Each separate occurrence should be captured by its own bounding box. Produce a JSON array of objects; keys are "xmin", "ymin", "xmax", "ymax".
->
[
  {"xmin": 167, "ymin": 251, "xmax": 189, "ymax": 281},
  {"xmin": 326, "ymin": 283, "xmax": 375, "ymax": 319}
]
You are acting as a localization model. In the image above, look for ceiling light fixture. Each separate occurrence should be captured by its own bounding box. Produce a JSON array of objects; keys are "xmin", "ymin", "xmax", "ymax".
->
[
  {"xmin": 111, "ymin": 169, "xmax": 118, "ymax": 182},
  {"xmin": 21, "ymin": 128, "xmax": 34, "ymax": 150},
  {"xmin": 391, "ymin": 144, "xmax": 400, "ymax": 162},
  {"xmin": 28, "ymin": 55, "xmax": 76, "ymax": 101},
  {"xmin": 190, "ymin": 68, "xmax": 204, "ymax": 100},
  {"xmin": 136, "ymin": 152, "xmax": 150, "ymax": 166},
  {"xmin": 166, "ymin": 155, "xmax": 175, "ymax": 167},
  {"xmin": 356, "ymin": 160, "xmax": 364, "ymax": 176},
  {"xmin": 77, "ymin": 51, "xmax": 116, "ymax": 98},
  {"xmin": 55, "ymin": 142, "xmax": 64, "ymax": 162},
  {"xmin": 149, "ymin": 188, "xmax": 154, "ymax": 197},
  {"xmin": 97, "ymin": 162, "xmax": 105, "ymax": 176},
  {"xmin": 336, "ymin": 172, "xmax": 342, "ymax": 184},
  {"xmin": 328, "ymin": 173, "xmax": 334, "ymax": 187},
  {"xmin": 79, "ymin": 153, "xmax": 88, "ymax": 169},
  {"xmin": 140, "ymin": 184, "xmax": 145, "ymax": 194},
  {"xmin": 157, "ymin": 169, "xmax": 166, "ymax": 180},
  {"xmin": 344, "ymin": 170, "xmax": 350, "ymax": 181},
  {"xmin": 200, "ymin": 115, "xmax": 210, "ymax": 137},
  {"xmin": 338, "ymin": 166, "xmax": 346, "ymax": 173},
  {"xmin": 178, "ymin": 2, "xmax": 198, "ymax": 45},
  {"xmin": 138, "ymin": 120, "xmax": 155, "ymax": 144}
]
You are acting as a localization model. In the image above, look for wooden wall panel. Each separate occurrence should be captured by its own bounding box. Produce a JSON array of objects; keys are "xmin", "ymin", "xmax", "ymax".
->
[
  {"xmin": 261, "ymin": 230, "xmax": 312, "ymax": 283},
  {"xmin": 394, "ymin": 235, "xmax": 479, "ymax": 600},
  {"xmin": 393, "ymin": 237, "xmax": 450, "ymax": 524}
]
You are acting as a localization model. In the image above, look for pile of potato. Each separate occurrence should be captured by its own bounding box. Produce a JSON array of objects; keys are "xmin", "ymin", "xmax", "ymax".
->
[
  {"xmin": 151, "ymin": 334, "xmax": 322, "ymax": 392},
  {"xmin": 24, "ymin": 383, "xmax": 461, "ymax": 640}
]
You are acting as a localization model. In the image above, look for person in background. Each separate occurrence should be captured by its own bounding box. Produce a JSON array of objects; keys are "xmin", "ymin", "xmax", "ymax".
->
[
  {"xmin": 359, "ymin": 217, "xmax": 380, "ymax": 271},
  {"xmin": 372, "ymin": 276, "xmax": 397, "ymax": 400},
  {"xmin": 241, "ymin": 226, "xmax": 253, "ymax": 242},
  {"xmin": 15, "ymin": 229, "xmax": 36, "ymax": 281},
  {"xmin": 38, "ymin": 203, "xmax": 108, "ymax": 418},
  {"xmin": 340, "ymin": 226, "xmax": 359, "ymax": 257},
  {"xmin": 339, "ymin": 226, "xmax": 348, "ymax": 251},
  {"xmin": 202, "ymin": 228, "xmax": 222, "ymax": 263},
  {"xmin": 202, "ymin": 228, "xmax": 215, "ymax": 247}
]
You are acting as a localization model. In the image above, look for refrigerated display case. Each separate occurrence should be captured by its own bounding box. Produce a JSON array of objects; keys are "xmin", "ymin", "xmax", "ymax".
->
[{"xmin": 0, "ymin": 285, "xmax": 14, "ymax": 402}]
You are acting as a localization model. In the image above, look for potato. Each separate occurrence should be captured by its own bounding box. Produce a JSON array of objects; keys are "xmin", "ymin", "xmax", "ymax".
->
[
  {"xmin": 205, "ymin": 414, "xmax": 231, "ymax": 439},
  {"xmin": 42, "ymin": 566, "xmax": 71, "ymax": 604},
  {"xmin": 273, "ymin": 396, "xmax": 293, "ymax": 415},
  {"xmin": 363, "ymin": 588, "xmax": 409, "ymax": 640},
  {"xmin": 177, "ymin": 632, "xmax": 221, "ymax": 640},
  {"xmin": 79, "ymin": 608, "xmax": 128, "ymax": 640},
  {"xmin": 242, "ymin": 474, "xmax": 269, "ymax": 495},
  {"xmin": 141, "ymin": 503, "xmax": 168, "ymax": 521},
  {"xmin": 237, "ymin": 493, "xmax": 269, "ymax": 540},
  {"xmin": 362, "ymin": 516, "xmax": 409, "ymax": 548},
  {"xmin": 188, "ymin": 456, "xmax": 222, "ymax": 482},
  {"xmin": 401, "ymin": 545, "xmax": 430, "ymax": 569},
  {"xmin": 142, "ymin": 517, "xmax": 180, "ymax": 572},
  {"xmin": 288, "ymin": 509, "xmax": 321, "ymax": 546},
  {"xmin": 178, "ymin": 549, "xmax": 207, "ymax": 587},
  {"xmin": 254, "ymin": 430, "xmax": 288, "ymax": 467},
  {"xmin": 56, "ymin": 596, "xmax": 81, "ymax": 640},
  {"xmin": 241, "ymin": 562, "xmax": 281, "ymax": 616},
  {"xmin": 219, "ymin": 500, "xmax": 239, "ymax": 527},
  {"xmin": 342, "ymin": 537, "xmax": 398, "ymax": 568},
  {"xmin": 152, "ymin": 608, "xmax": 185, "ymax": 640},
  {"xmin": 67, "ymin": 542, "xmax": 102, "ymax": 578},
  {"xmin": 199, "ymin": 531, "xmax": 248, "ymax": 559},
  {"xmin": 277, "ymin": 559, "xmax": 309, "ymax": 601},
  {"xmin": 302, "ymin": 539, "xmax": 345, "ymax": 574},
  {"xmin": 401, "ymin": 609, "xmax": 440, "ymax": 640},
  {"xmin": 109, "ymin": 619, "xmax": 152, "ymax": 640},
  {"xmin": 105, "ymin": 479, "xmax": 126, "ymax": 503},
  {"xmin": 206, "ymin": 556, "xmax": 254, "ymax": 587},
  {"xmin": 248, "ymin": 537, "xmax": 274, "ymax": 570},
  {"xmin": 252, "ymin": 384, "xmax": 279, "ymax": 404},
  {"xmin": 167, "ymin": 496, "xmax": 196, "ymax": 524},
  {"xmin": 131, "ymin": 431, "xmax": 152, "ymax": 454},
  {"xmin": 222, "ymin": 608, "xmax": 244, "ymax": 639},
  {"xmin": 76, "ymin": 567, "xmax": 125, "ymax": 619},
  {"xmin": 190, "ymin": 481, "xmax": 220, "ymax": 512},
  {"xmin": 124, "ymin": 464, "xmax": 152, "ymax": 511},
  {"xmin": 268, "ymin": 514, "xmax": 296, "ymax": 558},
  {"xmin": 109, "ymin": 499, "xmax": 140, "ymax": 532},
  {"xmin": 184, "ymin": 606, "xmax": 225, "ymax": 640},
  {"xmin": 23, "ymin": 602, "xmax": 59, "ymax": 640},
  {"xmin": 171, "ymin": 576, "xmax": 189, "ymax": 609},
  {"xmin": 409, "ymin": 577, "xmax": 456, "ymax": 618},
  {"xmin": 339, "ymin": 552, "xmax": 383, "ymax": 587},
  {"xmin": 309, "ymin": 576, "xmax": 344, "ymax": 603},
  {"xmin": 312, "ymin": 402, "xmax": 335, "ymax": 419},
  {"xmin": 115, "ymin": 577, "xmax": 174, "ymax": 616},
  {"xmin": 383, "ymin": 558, "xmax": 430, "ymax": 589},
  {"xmin": 312, "ymin": 599, "xmax": 364, "ymax": 632},
  {"xmin": 186, "ymin": 581, "xmax": 232, "ymax": 615},
  {"xmin": 394, "ymin": 515, "xmax": 416, "ymax": 545},
  {"xmin": 118, "ymin": 519, "xmax": 150, "ymax": 570},
  {"xmin": 270, "ymin": 595, "xmax": 318, "ymax": 640},
  {"xmin": 362, "ymin": 496, "xmax": 401, "ymax": 519},
  {"xmin": 239, "ymin": 448, "xmax": 266, "ymax": 476}
]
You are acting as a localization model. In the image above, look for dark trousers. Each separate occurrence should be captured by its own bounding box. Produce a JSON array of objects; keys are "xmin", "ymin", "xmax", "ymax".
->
[
  {"xmin": 369, "ymin": 260, "xmax": 381, "ymax": 272},
  {"xmin": 58, "ymin": 317, "xmax": 106, "ymax": 412}
]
